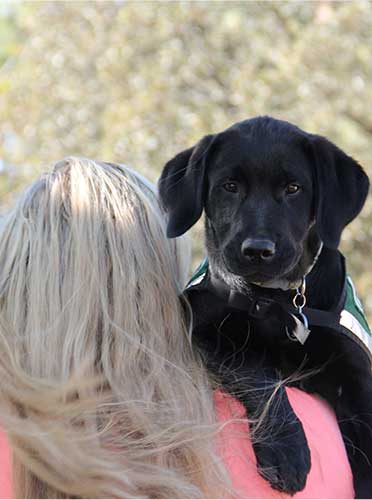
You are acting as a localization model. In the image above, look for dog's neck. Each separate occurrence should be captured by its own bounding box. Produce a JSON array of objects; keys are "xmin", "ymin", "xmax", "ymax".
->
[{"xmin": 305, "ymin": 246, "xmax": 345, "ymax": 311}]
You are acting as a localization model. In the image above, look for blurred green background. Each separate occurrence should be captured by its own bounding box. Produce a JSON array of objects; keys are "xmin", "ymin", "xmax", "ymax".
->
[{"xmin": 0, "ymin": 1, "xmax": 371, "ymax": 320}]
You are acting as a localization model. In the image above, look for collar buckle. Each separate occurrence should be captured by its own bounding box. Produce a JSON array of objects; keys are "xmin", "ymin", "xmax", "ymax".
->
[{"xmin": 228, "ymin": 291, "xmax": 274, "ymax": 318}]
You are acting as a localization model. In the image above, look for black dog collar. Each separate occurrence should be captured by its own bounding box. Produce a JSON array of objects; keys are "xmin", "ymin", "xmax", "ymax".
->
[{"xmin": 186, "ymin": 256, "xmax": 372, "ymax": 366}]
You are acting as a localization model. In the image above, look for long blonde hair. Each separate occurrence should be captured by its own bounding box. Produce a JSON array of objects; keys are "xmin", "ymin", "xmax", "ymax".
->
[{"xmin": 0, "ymin": 158, "xmax": 230, "ymax": 498}]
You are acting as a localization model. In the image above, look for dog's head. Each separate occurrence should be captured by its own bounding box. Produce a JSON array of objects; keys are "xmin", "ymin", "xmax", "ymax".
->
[{"xmin": 158, "ymin": 117, "xmax": 369, "ymax": 287}]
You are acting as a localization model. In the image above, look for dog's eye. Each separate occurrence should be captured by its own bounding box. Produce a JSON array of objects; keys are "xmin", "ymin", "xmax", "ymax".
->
[
  {"xmin": 223, "ymin": 182, "xmax": 238, "ymax": 193},
  {"xmin": 285, "ymin": 183, "xmax": 301, "ymax": 195}
]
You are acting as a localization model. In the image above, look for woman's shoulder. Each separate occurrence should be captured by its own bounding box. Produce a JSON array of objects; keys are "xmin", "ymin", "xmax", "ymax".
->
[{"xmin": 214, "ymin": 387, "xmax": 354, "ymax": 499}]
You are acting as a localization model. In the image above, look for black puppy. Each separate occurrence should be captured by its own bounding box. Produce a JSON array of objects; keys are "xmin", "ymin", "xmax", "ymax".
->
[{"xmin": 158, "ymin": 117, "xmax": 372, "ymax": 497}]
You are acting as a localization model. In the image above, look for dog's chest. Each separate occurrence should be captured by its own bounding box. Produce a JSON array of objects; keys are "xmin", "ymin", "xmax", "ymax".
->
[{"xmin": 201, "ymin": 309, "xmax": 305, "ymax": 370}]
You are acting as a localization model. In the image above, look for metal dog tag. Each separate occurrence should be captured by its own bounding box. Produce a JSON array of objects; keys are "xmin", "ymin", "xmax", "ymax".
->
[
  {"xmin": 286, "ymin": 313, "xmax": 311, "ymax": 345},
  {"xmin": 286, "ymin": 278, "xmax": 311, "ymax": 344}
]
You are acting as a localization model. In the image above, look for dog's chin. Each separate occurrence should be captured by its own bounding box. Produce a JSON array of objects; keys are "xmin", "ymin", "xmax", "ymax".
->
[{"xmin": 242, "ymin": 270, "xmax": 298, "ymax": 289}]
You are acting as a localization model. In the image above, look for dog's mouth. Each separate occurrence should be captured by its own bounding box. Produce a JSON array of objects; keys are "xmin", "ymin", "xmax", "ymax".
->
[
  {"xmin": 221, "ymin": 251, "xmax": 303, "ymax": 287},
  {"xmin": 222, "ymin": 260, "xmax": 296, "ymax": 285},
  {"xmin": 236, "ymin": 269, "xmax": 294, "ymax": 285}
]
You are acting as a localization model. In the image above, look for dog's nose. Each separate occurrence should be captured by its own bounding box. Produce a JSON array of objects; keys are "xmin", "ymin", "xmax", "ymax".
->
[{"xmin": 241, "ymin": 238, "xmax": 276, "ymax": 262}]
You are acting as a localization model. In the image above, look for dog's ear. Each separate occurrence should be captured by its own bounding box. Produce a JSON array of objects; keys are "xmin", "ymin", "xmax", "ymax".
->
[
  {"xmin": 309, "ymin": 135, "xmax": 369, "ymax": 249},
  {"xmin": 158, "ymin": 134, "xmax": 216, "ymax": 237}
]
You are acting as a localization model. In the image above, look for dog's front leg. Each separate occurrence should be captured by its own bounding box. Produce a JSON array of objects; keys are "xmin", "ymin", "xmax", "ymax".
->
[
  {"xmin": 303, "ymin": 338, "xmax": 372, "ymax": 499},
  {"xmin": 192, "ymin": 312, "xmax": 311, "ymax": 494},
  {"xmin": 335, "ymin": 376, "xmax": 372, "ymax": 499},
  {"xmin": 219, "ymin": 359, "xmax": 311, "ymax": 495}
]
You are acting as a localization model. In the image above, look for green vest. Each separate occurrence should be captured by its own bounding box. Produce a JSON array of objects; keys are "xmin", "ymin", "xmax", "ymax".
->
[{"xmin": 341, "ymin": 276, "xmax": 372, "ymax": 356}]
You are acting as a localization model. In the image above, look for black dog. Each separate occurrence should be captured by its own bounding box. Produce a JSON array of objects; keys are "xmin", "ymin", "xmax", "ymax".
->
[{"xmin": 158, "ymin": 117, "xmax": 372, "ymax": 497}]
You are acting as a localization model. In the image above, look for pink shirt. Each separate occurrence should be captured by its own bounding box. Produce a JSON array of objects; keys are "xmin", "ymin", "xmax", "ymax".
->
[
  {"xmin": 0, "ymin": 432, "xmax": 11, "ymax": 499},
  {"xmin": 0, "ymin": 387, "xmax": 353, "ymax": 498},
  {"xmin": 215, "ymin": 387, "xmax": 354, "ymax": 498}
]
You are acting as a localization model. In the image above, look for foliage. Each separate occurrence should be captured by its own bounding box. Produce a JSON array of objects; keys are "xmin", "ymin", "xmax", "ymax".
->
[{"xmin": 0, "ymin": 1, "xmax": 371, "ymax": 318}]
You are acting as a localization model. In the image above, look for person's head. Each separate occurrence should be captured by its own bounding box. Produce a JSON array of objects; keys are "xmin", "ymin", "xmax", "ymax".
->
[{"xmin": 0, "ymin": 158, "xmax": 229, "ymax": 498}]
